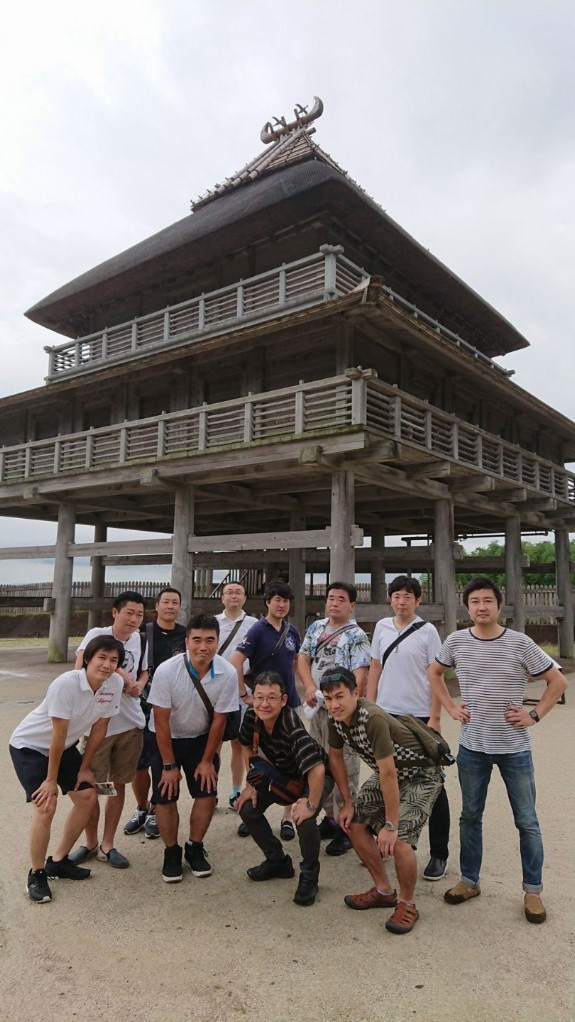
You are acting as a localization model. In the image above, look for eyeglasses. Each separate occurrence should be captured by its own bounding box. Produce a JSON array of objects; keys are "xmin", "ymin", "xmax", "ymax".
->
[{"xmin": 253, "ymin": 694, "xmax": 282, "ymax": 704}]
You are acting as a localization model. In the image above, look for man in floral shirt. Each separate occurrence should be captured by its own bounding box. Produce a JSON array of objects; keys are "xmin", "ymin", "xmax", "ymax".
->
[{"xmin": 298, "ymin": 582, "xmax": 370, "ymax": 855}]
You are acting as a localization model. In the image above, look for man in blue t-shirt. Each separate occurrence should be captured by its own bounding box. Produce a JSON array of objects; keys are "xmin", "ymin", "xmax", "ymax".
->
[{"xmin": 231, "ymin": 580, "xmax": 301, "ymax": 838}]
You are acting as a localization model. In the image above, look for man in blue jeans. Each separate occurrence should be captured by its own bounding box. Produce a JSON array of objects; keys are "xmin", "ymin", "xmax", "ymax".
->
[{"xmin": 428, "ymin": 575, "xmax": 566, "ymax": 924}]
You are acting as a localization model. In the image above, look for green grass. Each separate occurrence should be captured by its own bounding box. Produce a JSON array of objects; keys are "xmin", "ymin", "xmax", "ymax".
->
[{"xmin": 0, "ymin": 637, "xmax": 83, "ymax": 648}]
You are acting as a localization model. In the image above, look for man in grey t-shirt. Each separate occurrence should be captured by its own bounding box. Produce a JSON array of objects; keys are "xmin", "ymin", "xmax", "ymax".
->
[{"xmin": 429, "ymin": 575, "xmax": 566, "ymax": 925}]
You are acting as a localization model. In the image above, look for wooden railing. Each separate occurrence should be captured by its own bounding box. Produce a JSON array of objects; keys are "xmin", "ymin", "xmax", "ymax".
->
[
  {"xmin": 1, "ymin": 373, "xmax": 574, "ymax": 506},
  {"xmin": 44, "ymin": 246, "xmax": 367, "ymax": 379}
]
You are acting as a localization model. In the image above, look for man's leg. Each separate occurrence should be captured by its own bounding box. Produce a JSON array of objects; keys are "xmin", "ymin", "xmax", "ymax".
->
[
  {"xmin": 293, "ymin": 776, "xmax": 335, "ymax": 905},
  {"xmin": 100, "ymin": 782, "xmax": 126, "ymax": 853},
  {"xmin": 155, "ymin": 802, "xmax": 180, "ymax": 846},
  {"xmin": 229, "ymin": 738, "xmax": 244, "ymax": 795},
  {"xmin": 347, "ymin": 821, "xmax": 395, "ymax": 892},
  {"xmin": 445, "ymin": 745, "xmax": 492, "ymax": 903},
  {"xmin": 427, "ymin": 784, "xmax": 450, "ymax": 860},
  {"xmin": 497, "ymin": 750, "xmax": 544, "ymax": 909},
  {"xmin": 189, "ymin": 796, "xmax": 217, "ymax": 843},
  {"xmin": 30, "ymin": 801, "xmax": 58, "ymax": 870},
  {"xmin": 240, "ymin": 790, "xmax": 287, "ymax": 863},
  {"xmin": 131, "ymin": 768, "xmax": 151, "ymax": 810},
  {"xmin": 52, "ymin": 788, "xmax": 100, "ymax": 860}
]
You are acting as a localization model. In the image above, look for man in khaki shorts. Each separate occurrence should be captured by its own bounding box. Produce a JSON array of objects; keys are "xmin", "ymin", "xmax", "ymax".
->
[{"xmin": 69, "ymin": 591, "xmax": 148, "ymax": 868}]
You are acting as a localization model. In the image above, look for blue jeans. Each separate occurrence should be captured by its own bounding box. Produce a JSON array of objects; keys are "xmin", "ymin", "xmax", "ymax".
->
[{"xmin": 457, "ymin": 745, "xmax": 543, "ymax": 893}]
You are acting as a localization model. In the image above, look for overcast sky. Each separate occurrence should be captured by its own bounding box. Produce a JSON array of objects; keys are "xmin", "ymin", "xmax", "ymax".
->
[{"xmin": 1, "ymin": 0, "xmax": 573, "ymax": 582}]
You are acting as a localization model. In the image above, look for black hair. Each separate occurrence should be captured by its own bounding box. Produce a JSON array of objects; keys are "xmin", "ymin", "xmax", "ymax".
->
[
  {"xmin": 113, "ymin": 590, "xmax": 145, "ymax": 611},
  {"xmin": 82, "ymin": 635, "xmax": 125, "ymax": 670},
  {"xmin": 388, "ymin": 575, "xmax": 422, "ymax": 599},
  {"xmin": 222, "ymin": 580, "xmax": 246, "ymax": 593},
  {"xmin": 186, "ymin": 613, "xmax": 220, "ymax": 637},
  {"xmin": 264, "ymin": 579, "xmax": 294, "ymax": 602},
  {"xmin": 326, "ymin": 581, "xmax": 357, "ymax": 602},
  {"xmin": 252, "ymin": 671, "xmax": 286, "ymax": 695},
  {"xmin": 319, "ymin": 666, "xmax": 357, "ymax": 694},
  {"xmin": 462, "ymin": 576, "xmax": 503, "ymax": 609},
  {"xmin": 155, "ymin": 586, "xmax": 182, "ymax": 603}
]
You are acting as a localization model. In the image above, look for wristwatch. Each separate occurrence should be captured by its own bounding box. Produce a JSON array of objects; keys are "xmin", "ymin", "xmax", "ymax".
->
[
  {"xmin": 306, "ymin": 800, "xmax": 316, "ymax": 812},
  {"xmin": 163, "ymin": 762, "xmax": 178, "ymax": 770},
  {"xmin": 383, "ymin": 820, "xmax": 397, "ymax": 832},
  {"xmin": 528, "ymin": 709, "xmax": 540, "ymax": 723}
]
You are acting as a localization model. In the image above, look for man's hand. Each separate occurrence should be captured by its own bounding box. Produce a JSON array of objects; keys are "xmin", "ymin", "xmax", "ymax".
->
[
  {"xmin": 292, "ymin": 798, "xmax": 314, "ymax": 826},
  {"xmin": 338, "ymin": 799, "xmax": 355, "ymax": 832},
  {"xmin": 377, "ymin": 827, "xmax": 398, "ymax": 859},
  {"xmin": 236, "ymin": 784, "xmax": 257, "ymax": 812},
  {"xmin": 194, "ymin": 758, "xmax": 218, "ymax": 793},
  {"xmin": 428, "ymin": 716, "xmax": 441, "ymax": 733},
  {"xmin": 74, "ymin": 767, "xmax": 96, "ymax": 791},
  {"xmin": 159, "ymin": 767, "xmax": 181, "ymax": 798},
  {"xmin": 31, "ymin": 779, "xmax": 59, "ymax": 813},
  {"xmin": 504, "ymin": 705, "xmax": 536, "ymax": 728},
  {"xmin": 449, "ymin": 701, "xmax": 470, "ymax": 723},
  {"xmin": 304, "ymin": 686, "xmax": 318, "ymax": 708}
]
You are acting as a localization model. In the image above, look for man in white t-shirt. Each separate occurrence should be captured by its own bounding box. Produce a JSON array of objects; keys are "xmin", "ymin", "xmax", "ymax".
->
[
  {"xmin": 148, "ymin": 613, "xmax": 239, "ymax": 884},
  {"xmin": 9, "ymin": 634, "xmax": 124, "ymax": 903},
  {"xmin": 367, "ymin": 575, "xmax": 449, "ymax": 881},
  {"xmin": 216, "ymin": 581, "xmax": 258, "ymax": 810},
  {"xmin": 428, "ymin": 575, "xmax": 566, "ymax": 925},
  {"xmin": 69, "ymin": 591, "xmax": 148, "ymax": 869}
]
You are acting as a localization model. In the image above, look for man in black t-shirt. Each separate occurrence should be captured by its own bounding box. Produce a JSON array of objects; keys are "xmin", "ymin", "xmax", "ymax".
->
[{"xmin": 123, "ymin": 587, "xmax": 186, "ymax": 839}]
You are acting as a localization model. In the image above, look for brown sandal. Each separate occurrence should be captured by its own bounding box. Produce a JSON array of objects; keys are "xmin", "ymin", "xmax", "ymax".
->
[{"xmin": 385, "ymin": 901, "xmax": 420, "ymax": 934}]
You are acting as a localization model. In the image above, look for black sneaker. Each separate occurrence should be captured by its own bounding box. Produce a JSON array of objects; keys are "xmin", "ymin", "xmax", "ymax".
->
[
  {"xmin": 26, "ymin": 868, "xmax": 52, "ymax": 903},
  {"xmin": 247, "ymin": 855, "xmax": 295, "ymax": 881},
  {"xmin": 144, "ymin": 812, "xmax": 160, "ymax": 839},
  {"xmin": 45, "ymin": 856, "xmax": 91, "ymax": 880},
  {"xmin": 124, "ymin": 807, "xmax": 147, "ymax": 835},
  {"xmin": 318, "ymin": 816, "xmax": 339, "ymax": 840},
  {"xmin": 184, "ymin": 841, "xmax": 212, "ymax": 877},
  {"xmin": 325, "ymin": 829, "xmax": 353, "ymax": 856},
  {"xmin": 228, "ymin": 793, "xmax": 240, "ymax": 810},
  {"xmin": 293, "ymin": 873, "xmax": 319, "ymax": 906},
  {"xmin": 162, "ymin": 844, "xmax": 183, "ymax": 883},
  {"xmin": 237, "ymin": 821, "xmax": 250, "ymax": 837},
  {"xmin": 423, "ymin": 856, "xmax": 448, "ymax": 881}
]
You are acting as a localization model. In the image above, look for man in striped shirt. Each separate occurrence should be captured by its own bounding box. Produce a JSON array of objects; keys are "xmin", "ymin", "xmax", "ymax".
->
[
  {"xmin": 428, "ymin": 575, "xmax": 566, "ymax": 924},
  {"xmin": 236, "ymin": 671, "xmax": 333, "ymax": 907}
]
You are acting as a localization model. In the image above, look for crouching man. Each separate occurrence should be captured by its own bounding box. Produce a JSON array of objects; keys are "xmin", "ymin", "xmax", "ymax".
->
[
  {"xmin": 236, "ymin": 671, "xmax": 334, "ymax": 907},
  {"xmin": 320, "ymin": 667, "xmax": 443, "ymax": 935}
]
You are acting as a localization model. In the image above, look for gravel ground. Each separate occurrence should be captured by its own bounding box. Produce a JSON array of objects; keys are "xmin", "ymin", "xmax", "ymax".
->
[{"xmin": 1, "ymin": 648, "xmax": 573, "ymax": 1022}]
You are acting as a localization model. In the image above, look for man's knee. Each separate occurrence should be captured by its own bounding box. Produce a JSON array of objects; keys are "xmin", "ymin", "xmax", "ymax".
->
[{"xmin": 69, "ymin": 787, "xmax": 98, "ymax": 810}]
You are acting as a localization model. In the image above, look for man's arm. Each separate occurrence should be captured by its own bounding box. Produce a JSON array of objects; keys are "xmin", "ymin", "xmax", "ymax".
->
[
  {"xmin": 194, "ymin": 713, "xmax": 228, "ymax": 792},
  {"xmin": 366, "ymin": 657, "xmax": 381, "ymax": 702},
  {"xmin": 428, "ymin": 661, "xmax": 470, "ymax": 722},
  {"xmin": 297, "ymin": 653, "xmax": 317, "ymax": 706},
  {"xmin": 376, "ymin": 753, "xmax": 400, "ymax": 858},
  {"xmin": 328, "ymin": 747, "xmax": 354, "ymax": 831},
  {"xmin": 353, "ymin": 665, "xmax": 368, "ymax": 697},
  {"xmin": 505, "ymin": 665, "xmax": 568, "ymax": 728},
  {"xmin": 230, "ymin": 650, "xmax": 249, "ymax": 696},
  {"xmin": 75, "ymin": 716, "xmax": 110, "ymax": 789},
  {"xmin": 31, "ymin": 716, "xmax": 69, "ymax": 812},
  {"xmin": 153, "ymin": 705, "xmax": 181, "ymax": 799}
]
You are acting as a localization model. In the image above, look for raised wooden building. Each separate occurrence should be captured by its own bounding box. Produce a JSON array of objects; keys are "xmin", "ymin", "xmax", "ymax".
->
[{"xmin": 1, "ymin": 99, "xmax": 573, "ymax": 658}]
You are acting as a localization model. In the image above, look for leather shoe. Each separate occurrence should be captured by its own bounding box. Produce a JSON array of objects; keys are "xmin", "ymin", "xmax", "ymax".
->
[
  {"xmin": 524, "ymin": 893, "xmax": 546, "ymax": 924},
  {"xmin": 237, "ymin": 821, "xmax": 250, "ymax": 837},
  {"xmin": 344, "ymin": 886, "xmax": 398, "ymax": 910},
  {"xmin": 444, "ymin": 882, "xmax": 481, "ymax": 904},
  {"xmin": 247, "ymin": 855, "xmax": 295, "ymax": 881},
  {"xmin": 318, "ymin": 816, "xmax": 339, "ymax": 840},
  {"xmin": 423, "ymin": 856, "xmax": 448, "ymax": 881},
  {"xmin": 325, "ymin": 830, "xmax": 352, "ymax": 856},
  {"xmin": 293, "ymin": 873, "xmax": 319, "ymax": 906}
]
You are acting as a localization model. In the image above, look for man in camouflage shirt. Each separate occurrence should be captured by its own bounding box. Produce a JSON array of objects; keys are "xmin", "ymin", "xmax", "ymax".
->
[{"xmin": 320, "ymin": 667, "xmax": 442, "ymax": 935}]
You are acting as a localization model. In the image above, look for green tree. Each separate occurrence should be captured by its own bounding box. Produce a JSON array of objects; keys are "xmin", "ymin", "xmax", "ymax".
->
[{"xmin": 419, "ymin": 538, "xmax": 575, "ymax": 591}]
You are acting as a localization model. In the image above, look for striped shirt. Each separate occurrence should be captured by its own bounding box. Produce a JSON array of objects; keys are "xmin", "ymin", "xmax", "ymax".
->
[
  {"xmin": 436, "ymin": 628, "xmax": 553, "ymax": 754},
  {"xmin": 239, "ymin": 706, "xmax": 328, "ymax": 780}
]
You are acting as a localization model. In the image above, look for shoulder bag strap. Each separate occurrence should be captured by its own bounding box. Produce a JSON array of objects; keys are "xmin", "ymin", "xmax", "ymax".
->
[
  {"xmin": 313, "ymin": 623, "xmax": 356, "ymax": 659},
  {"xmin": 183, "ymin": 654, "xmax": 214, "ymax": 721},
  {"xmin": 218, "ymin": 616, "xmax": 244, "ymax": 657},
  {"xmin": 380, "ymin": 620, "xmax": 426, "ymax": 671},
  {"xmin": 145, "ymin": 621, "xmax": 155, "ymax": 673}
]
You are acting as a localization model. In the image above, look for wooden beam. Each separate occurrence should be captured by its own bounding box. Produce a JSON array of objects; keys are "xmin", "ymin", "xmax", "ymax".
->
[
  {"xmin": 448, "ymin": 475, "xmax": 495, "ymax": 493},
  {"xmin": 187, "ymin": 527, "xmax": 364, "ymax": 553},
  {"xmin": 0, "ymin": 545, "xmax": 57, "ymax": 559},
  {"xmin": 405, "ymin": 462, "xmax": 452, "ymax": 479}
]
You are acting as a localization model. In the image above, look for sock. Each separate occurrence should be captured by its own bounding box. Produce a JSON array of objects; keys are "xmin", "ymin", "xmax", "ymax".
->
[{"xmin": 231, "ymin": 785, "xmax": 241, "ymax": 797}]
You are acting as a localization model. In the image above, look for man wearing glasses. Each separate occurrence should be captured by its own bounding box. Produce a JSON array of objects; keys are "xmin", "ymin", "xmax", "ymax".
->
[{"xmin": 235, "ymin": 671, "xmax": 333, "ymax": 907}]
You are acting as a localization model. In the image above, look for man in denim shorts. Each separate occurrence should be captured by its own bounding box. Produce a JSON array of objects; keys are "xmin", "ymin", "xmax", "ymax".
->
[
  {"xmin": 321, "ymin": 667, "xmax": 443, "ymax": 935},
  {"xmin": 148, "ymin": 613, "xmax": 239, "ymax": 883}
]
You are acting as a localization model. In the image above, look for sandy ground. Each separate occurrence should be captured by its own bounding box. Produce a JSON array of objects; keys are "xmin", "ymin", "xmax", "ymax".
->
[{"xmin": 0, "ymin": 647, "xmax": 573, "ymax": 1022}]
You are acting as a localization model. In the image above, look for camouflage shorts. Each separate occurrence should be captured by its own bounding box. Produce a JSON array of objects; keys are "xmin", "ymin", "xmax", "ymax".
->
[{"xmin": 353, "ymin": 768, "xmax": 443, "ymax": 847}]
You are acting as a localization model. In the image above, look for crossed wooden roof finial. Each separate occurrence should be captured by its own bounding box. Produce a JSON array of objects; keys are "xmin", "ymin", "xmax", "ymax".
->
[{"xmin": 260, "ymin": 96, "xmax": 324, "ymax": 144}]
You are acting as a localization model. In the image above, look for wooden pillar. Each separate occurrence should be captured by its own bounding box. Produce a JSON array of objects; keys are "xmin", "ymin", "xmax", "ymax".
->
[
  {"xmin": 335, "ymin": 322, "xmax": 352, "ymax": 374},
  {"xmin": 48, "ymin": 504, "xmax": 76, "ymax": 663},
  {"xmin": 504, "ymin": 516, "xmax": 525, "ymax": 632},
  {"xmin": 288, "ymin": 511, "xmax": 306, "ymax": 637},
  {"xmin": 555, "ymin": 527, "xmax": 574, "ymax": 657},
  {"xmin": 88, "ymin": 521, "xmax": 107, "ymax": 631},
  {"xmin": 434, "ymin": 498, "xmax": 457, "ymax": 639},
  {"xmin": 370, "ymin": 526, "xmax": 387, "ymax": 604},
  {"xmin": 172, "ymin": 486, "xmax": 195, "ymax": 622},
  {"xmin": 329, "ymin": 469, "xmax": 355, "ymax": 582}
]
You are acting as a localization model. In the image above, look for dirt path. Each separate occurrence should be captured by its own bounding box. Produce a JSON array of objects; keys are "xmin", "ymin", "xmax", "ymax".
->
[{"xmin": 1, "ymin": 649, "xmax": 573, "ymax": 1022}]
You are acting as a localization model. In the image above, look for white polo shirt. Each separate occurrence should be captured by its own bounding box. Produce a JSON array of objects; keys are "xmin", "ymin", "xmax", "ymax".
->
[
  {"xmin": 9, "ymin": 669, "xmax": 123, "ymax": 754},
  {"xmin": 216, "ymin": 611, "xmax": 258, "ymax": 672},
  {"xmin": 77, "ymin": 626, "xmax": 147, "ymax": 735},
  {"xmin": 148, "ymin": 653, "xmax": 239, "ymax": 739},
  {"xmin": 370, "ymin": 616, "xmax": 442, "ymax": 717}
]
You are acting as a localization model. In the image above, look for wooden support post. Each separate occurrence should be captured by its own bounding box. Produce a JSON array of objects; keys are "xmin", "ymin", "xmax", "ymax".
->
[
  {"xmin": 88, "ymin": 521, "xmax": 107, "ymax": 631},
  {"xmin": 288, "ymin": 512, "xmax": 306, "ymax": 637},
  {"xmin": 47, "ymin": 504, "xmax": 75, "ymax": 663},
  {"xmin": 370, "ymin": 526, "xmax": 387, "ymax": 604},
  {"xmin": 504, "ymin": 516, "xmax": 525, "ymax": 632},
  {"xmin": 555, "ymin": 527, "xmax": 574, "ymax": 658},
  {"xmin": 330, "ymin": 469, "xmax": 355, "ymax": 582},
  {"xmin": 335, "ymin": 321, "xmax": 352, "ymax": 374},
  {"xmin": 434, "ymin": 498, "xmax": 457, "ymax": 639},
  {"xmin": 172, "ymin": 487, "xmax": 195, "ymax": 622}
]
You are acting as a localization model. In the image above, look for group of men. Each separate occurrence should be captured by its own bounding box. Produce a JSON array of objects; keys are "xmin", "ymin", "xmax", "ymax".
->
[{"xmin": 10, "ymin": 573, "xmax": 566, "ymax": 935}]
